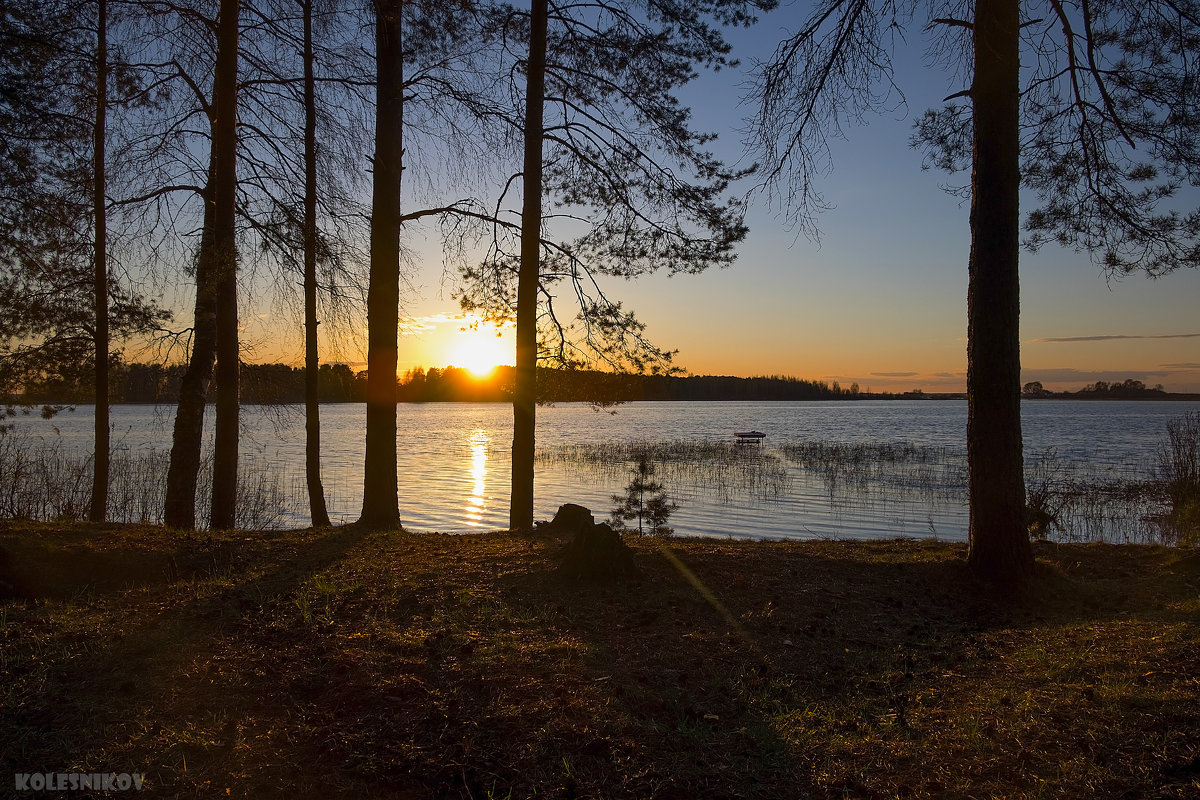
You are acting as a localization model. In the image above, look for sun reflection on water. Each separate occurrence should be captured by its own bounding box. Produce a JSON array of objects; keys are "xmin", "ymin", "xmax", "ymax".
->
[{"xmin": 465, "ymin": 429, "xmax": 489, "ymax": 526}]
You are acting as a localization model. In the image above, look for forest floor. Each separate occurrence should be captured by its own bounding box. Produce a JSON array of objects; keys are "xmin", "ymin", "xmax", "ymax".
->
[{"xmin": 1, "ymin": 519, "xmax": 1198, "ymax": 799}]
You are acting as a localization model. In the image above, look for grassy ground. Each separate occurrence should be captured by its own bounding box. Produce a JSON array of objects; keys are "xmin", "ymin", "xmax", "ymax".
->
[{"xmin": 1, "ymin": 520, "xmax": 1198, "ymax": 799}]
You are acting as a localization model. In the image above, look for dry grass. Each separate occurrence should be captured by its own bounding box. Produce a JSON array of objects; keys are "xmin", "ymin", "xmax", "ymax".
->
[{"xmin": 1, "ymin": 520, "xmax": 1198, "ymax": 799}]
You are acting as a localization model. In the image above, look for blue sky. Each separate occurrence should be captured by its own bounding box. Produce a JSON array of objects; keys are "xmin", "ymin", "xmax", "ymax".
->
[{"xmin": 629, "ymin": 3, "xmax": 1200, "ymax": 393}]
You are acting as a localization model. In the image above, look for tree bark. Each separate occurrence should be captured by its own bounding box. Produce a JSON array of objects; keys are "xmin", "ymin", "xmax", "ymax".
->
[
  {"xmin": 164, "ymin": 176, "xmax": 218, "ymax": 530},
  {"xmin": 966, "ymin": 0, "xmax": 1033, "ymax": 584},
  {"xmin": 510, "ymin": 0, "xmax": 547, "ymax": 532},
  {"xmin": 302, "ymin": 0, "xmax": 330, "ymax": 527},
  {"xmin": 88, "ymin": 0, "xmax": 108, "ymax": 523},
  {"xmin": 359, "ymin": 0, "xmax": 403, "ymax": 528},
  {"xmin": 210, "ymin": 0, "xmax": 241, "ymax": 530}
]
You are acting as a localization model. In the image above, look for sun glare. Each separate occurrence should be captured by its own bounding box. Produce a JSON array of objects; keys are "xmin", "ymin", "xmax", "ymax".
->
[{"xmin": 450, "ymin": 325, "xmax": 512, "ymax": 378}]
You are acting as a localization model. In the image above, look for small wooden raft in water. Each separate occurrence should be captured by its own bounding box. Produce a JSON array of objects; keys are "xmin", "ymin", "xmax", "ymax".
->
[{"xmin": 734, "ymin": 431, "xmax": 765, "ymax": 444}]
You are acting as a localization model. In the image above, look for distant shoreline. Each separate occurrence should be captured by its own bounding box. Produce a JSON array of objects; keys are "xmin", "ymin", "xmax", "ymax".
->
[
  {"xmin": 16, "ymin": 394, "xmax": 1200, "ymax": 408},
  {"xmin": 8, "ymin": 363, "xmax": 1200, "ymax": 405}
]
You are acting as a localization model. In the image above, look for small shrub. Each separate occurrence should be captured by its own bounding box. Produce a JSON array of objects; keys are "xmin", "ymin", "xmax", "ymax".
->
[
  {"xmin": 1024, "ymin": 449, "xmax": 1067, "ymax": 540},
  {"xmin": 1169, "ymin": 499, "xmax": 1200, "ymax": 546},
  {"xmin": 610, "ymin": 455, "xmax": 678, "ymax": 536},
  {"xmin": 1156, "ymin": 411, "xmax": 1200, "ymax": 544}
]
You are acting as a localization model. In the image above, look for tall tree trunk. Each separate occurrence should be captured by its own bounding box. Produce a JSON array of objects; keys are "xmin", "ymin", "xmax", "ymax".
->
[
  {"xmin": 359, "ymin": 0, "xmax": 403, "ymax": 527},
  {"xmin": 88, "ymin": 0, "xmax": 108, "ymax": 523},
  {"xmin": 210, "ymin": 0, "xmax": 241, "ymax": 529},
  {"xmin": 302, "ymin": 0, "xmax": 330, "ymax": 527},
  {"xmin": 966, "ymin": 0, "xmax": 1033, "ymax": 584},
  {"xmin": 509, "ymin": 0, "xmax": 547, "ymax": 532},
  {"xmin": 164, "ymin": 0, "xmax": 239, "ymax": 530},
  {"xmin": 164, "ymin": 174, "xmax": 218, "ymax": 529}
]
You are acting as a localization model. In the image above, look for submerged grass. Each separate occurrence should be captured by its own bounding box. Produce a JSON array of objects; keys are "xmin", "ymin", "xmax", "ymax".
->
[
  {"xmin": 780, "ymin": 441, "xmax": 965, "ymax": 505},
  {"xmin": 548, "ymin": 438, "xmax": 1179, "ymax": 544},
  {"xmin": 538, "ymin": 439, "xmax": 793, "ymax": 503},
  {"xmin": 1, "ymin": 521, "xmax": 1197, "ymax": 799}
]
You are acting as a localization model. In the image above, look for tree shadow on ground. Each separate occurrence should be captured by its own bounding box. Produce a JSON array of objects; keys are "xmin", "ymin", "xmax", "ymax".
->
[
  {"xmin": 2, "ymin": 529, "xmax": 1197, "ymax": 799},
  {"xmin": 0, "ymin": 522, "xmax": 374, "ymax": 795}
]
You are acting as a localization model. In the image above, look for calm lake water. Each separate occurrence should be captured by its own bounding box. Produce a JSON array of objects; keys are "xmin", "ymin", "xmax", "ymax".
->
[{"xmin": 4, "ymin": 400, "xmax": 1197, "ymax": 541}]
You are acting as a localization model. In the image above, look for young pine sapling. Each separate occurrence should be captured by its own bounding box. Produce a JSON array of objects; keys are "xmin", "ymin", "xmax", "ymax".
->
[{"xmin": 611, "ymin": 456, "xmax": 678, "ymax": 537}]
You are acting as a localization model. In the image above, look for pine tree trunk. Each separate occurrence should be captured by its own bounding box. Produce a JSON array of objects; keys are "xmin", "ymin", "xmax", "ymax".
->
[
  {"xmin": 966, "ymin": 0, "xmax": 1033, "ymax": 584},
  {"xmin": 88, "ymin": 0, "xmax": 108, "ymax": 523},
  {"xmin": 302, "ymin": 0, "xmax": 330, "ymax": 527},
  {"xmin": 359, "ymin": 0, "xmax": 403, "ymax": 528},
  {"xmin": 510, "ymin": 0, "xmax": 547, "ymax": 532},
  {"xmin": 164, "ymin": 185, "xmax": 217, "ymax": 530},
  {"xmin": 210, "ymin": 0, "xmax": 241, "ymax": 530}
]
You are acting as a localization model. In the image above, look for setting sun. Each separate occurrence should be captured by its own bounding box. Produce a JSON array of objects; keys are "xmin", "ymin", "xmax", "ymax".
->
[{"xmin": 449, "ymin": 323, "xmax": 513, "ymax": 377}]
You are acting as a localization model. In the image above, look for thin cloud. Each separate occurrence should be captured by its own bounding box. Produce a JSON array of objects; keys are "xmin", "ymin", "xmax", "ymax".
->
[
  {"xmin": 1029, "ymin": 333, "xmax": 1200, "ymax": 343},
  {"xmin": 401, "ymin": 313, "xmax": 514, "ymax": 333},
  {"xmin": 403, "ymin": 312, "xmax": 462, "ymax": 326},
  {"xmin": 400, "ymin": 312, "xmax": 469, "ymax": 333},
  {"xmin": 1162, "ymin": 363, "xmax": 1200, "ymax": 369},
  {"xmin": 871, "ymin": 371, "xmax": 918, "ymax": 378}
]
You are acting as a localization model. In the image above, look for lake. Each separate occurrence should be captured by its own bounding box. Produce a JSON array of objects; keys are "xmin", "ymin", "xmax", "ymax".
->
[{"xmin": 3, "ymin": 400, "xmax": 1196, "ymax": 542}]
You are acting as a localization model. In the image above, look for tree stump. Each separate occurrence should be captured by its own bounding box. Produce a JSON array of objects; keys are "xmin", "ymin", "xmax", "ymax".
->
[
  {"xmin": 547, "ymin": 503, "xmax": 595, "ymax": 532},
  {"xmin": 559, "ymin": 520, "xmax": 638, "ymax": 582}
]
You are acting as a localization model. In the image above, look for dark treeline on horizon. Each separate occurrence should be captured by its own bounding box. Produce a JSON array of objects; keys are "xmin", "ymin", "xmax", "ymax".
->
[
  {"xmin": 10, "ymin": 362, "xmax": 874, "ymax": 405},
  {"xmin": 10, "ymin": 364, "xmax": 1198, "ymax": 407},
  {"xmin": 1022, "ymin": 379, "xmax": 1200, "ymax": 401}
]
